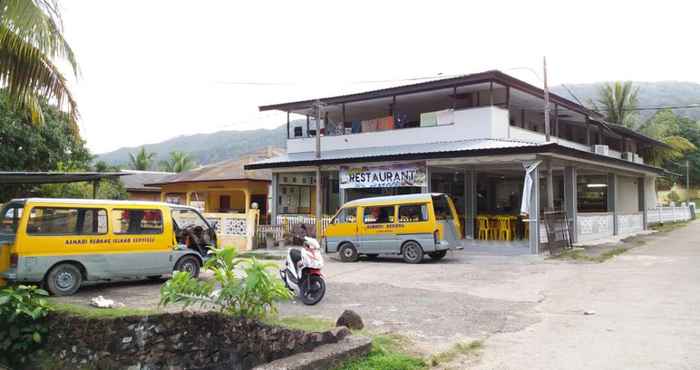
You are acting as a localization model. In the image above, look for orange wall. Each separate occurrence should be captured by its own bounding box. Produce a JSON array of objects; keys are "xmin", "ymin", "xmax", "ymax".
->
[{"xmin": 160, "ymin": 180, "xmax": 269, "ymax": 212}]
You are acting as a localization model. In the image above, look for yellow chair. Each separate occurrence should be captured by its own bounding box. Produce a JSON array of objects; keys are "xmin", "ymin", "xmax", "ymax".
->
[
  {"xmin": 496, "ymin": 216, "xmax": 513, "ymax": 241},
  {"xmin": 476, "ymin": 216, "xmax": 490, "ymax": 240},
  {"xmin": 488, "ymin": 217, "xmax": 499, "ymax": 240}
]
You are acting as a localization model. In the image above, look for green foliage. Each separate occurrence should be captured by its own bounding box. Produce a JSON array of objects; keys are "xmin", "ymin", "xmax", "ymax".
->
[
  {"xmin": 589, "ymin": 81, "xmax": 640, "ymax": 128},
  {"xmin": 667, "ymin": 190, "xmax": 681, "ymax": 203},
  {"xmin": 264, "ymin": 315, "xmax": 334, "ymax": 332},
  {"xmin": 0, "ymin": 91, "xmax": 93, "ymax": 200},
  {"xmin": 0, "ymin": 0, "xmax": 79, "ymax": 125},
  {"xmin": 640, "ymin": 109, "xmax": 697, "ymax": 168},
  {"xmin": 0, "ymin": 285, "xmax": 52, "ymax": 365},
  {"xmin": 159, "ymin": 247, "xmax": 292, "ymax": 319},
  {"xmin": 335, "ymin": 334, "xmax": 426, "ymax": 370},
  {"xmin": 129, "ymin": 146, "xmax": 157, "ymax": 170},
  {"xmin": 52, "ymin": 303, "xmax": 156, "ymax": 319},
  {"xmin": 160, "ymin": 151, "xmax": 195, "ymax": 173},
  {"xmin": 428, "ymin": 340, "xmax": 483, "ymax": 367}
]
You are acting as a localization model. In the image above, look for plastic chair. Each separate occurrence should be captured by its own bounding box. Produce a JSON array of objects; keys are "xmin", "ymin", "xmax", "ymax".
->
[
  {"xmin": 488, "ymin": 217, "xmax": 499, "ymax": 240},
  {"xmin": 497, "ymin": 216, "xmax": 513, "ymax": 241},
  {"xmin": 476, "ymin": 216, "xmax": 490, "ymax": 240}
]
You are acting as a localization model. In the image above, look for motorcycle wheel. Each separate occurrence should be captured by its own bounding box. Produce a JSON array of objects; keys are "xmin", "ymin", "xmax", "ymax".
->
[{"xmin": 300, "ymin": 274, "xmax": 326, "ymax": 305}]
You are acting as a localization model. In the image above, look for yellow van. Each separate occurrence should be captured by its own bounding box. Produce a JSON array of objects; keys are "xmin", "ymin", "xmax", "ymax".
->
[
  {"xmin": 323, "ymin": 193, "xmax": 462, "ymax": 263},
  {"xmin": 0, "ymin": 198, "xmax": 218, "ymax": 295}
]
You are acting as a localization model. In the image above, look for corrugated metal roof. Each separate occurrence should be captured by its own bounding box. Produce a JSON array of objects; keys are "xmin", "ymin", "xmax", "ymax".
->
[
  {"xmin": 119, "ymin": 170, "xmax": 175, "ymax": 191},
  {"xmin": 248, "ymin": 139, "xmax": 541, "ymax": 168},
  {"xmin": 0, "ymin": 171, "xmax": 124, "ymax": 184}
]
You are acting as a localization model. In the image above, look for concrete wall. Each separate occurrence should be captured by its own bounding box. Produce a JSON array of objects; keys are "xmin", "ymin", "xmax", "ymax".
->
[
  {"xmin": 287, "ymin": 106, "xmax": 509, "ymax": 154},
  {"xmin": 577, "ymin": 212, "xmax": 614, "ymax": 242},
  {"xmin": 618, "ymin": 176, "xmax": 640, "ymax": 213}
]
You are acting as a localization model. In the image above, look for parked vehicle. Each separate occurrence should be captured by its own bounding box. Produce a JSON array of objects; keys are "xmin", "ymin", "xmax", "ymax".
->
[
  {"xmin": 323, "ymin": 193, "xmax": 462, "ymax": 263},
  {"xmin": 0, "ymin": 198, "xmax": 217, "ymax": 296},
  {"xmin": 280, "ymin": 236, "xmax": 325, "ymax": 305}
]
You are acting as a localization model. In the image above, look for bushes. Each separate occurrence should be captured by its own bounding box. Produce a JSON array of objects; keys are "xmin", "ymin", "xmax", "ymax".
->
[
  {"xmin": 0, "ymin": 285, "xmax": 52, "ymax": 366},
  {"xmin": 667, "ymin": 190, "xmax": 681, "ymax": 204},
  {"xmin": 160, "ymin": 247, "xmax": 292, "ymax": 319}
]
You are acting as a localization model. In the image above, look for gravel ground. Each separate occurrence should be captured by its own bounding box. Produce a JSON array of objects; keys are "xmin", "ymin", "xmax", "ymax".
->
[{"xmin": 52, "ymin": 224, "xmax": 700, "ymax": 368}]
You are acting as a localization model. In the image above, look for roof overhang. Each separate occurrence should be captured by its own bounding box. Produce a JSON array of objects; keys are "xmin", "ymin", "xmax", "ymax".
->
[
  {"xmin": 244, "ymin": 142, "xmax": 665, "ymax": 176},
  {"xmin": 0, "ymin": 171, "xmax": 125, "ymax": 184}
]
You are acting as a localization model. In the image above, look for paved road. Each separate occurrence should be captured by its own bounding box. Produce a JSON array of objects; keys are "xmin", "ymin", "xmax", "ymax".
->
[
  {"xmin": 53, "ymin": 222, "xmax": 700, "ymax": 369},
  {"xmin": 471, "ymin": 222, "xmax": 700, "ymax": 370}
]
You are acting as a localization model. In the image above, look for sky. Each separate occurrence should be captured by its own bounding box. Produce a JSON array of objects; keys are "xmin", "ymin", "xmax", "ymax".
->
[{"xmin": 60, "ymin": 0, "xmax": 700, "ymax": 154}]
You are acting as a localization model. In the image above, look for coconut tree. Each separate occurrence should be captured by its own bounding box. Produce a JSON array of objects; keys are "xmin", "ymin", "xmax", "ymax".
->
[
  {"xmin": 160, "ymin": 151, "xmax": 195, "ymax": 173},
  {"xmin": 128, "ymin": 147, "xmax": 156, "ymax": 170},
  {"xmin": 0, "ymin": 0, "xmax": 79, "ymax": 128},
  {"xmin": 590, "ymin": 81, "xmax": 639, "ymax": 128}
]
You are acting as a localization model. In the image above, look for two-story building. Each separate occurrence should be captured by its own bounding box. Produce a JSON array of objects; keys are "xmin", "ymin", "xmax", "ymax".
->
[{"xmin": 245, "ymin": 70, "xmax": 667, "ymax": 253}]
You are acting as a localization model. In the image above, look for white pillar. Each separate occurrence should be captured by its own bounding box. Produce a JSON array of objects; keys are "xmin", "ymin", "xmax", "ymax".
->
[
  {"xmin": 464, "ymin": 170, "xmax": 477, "ymax": 239},
  {"xmin": 529, "ymin": 166, "xmax": 540, "ymax": 254},
  {"xmin": 564, "ymin": 167, "xmax": 578, "ymax": 243},
  {"xmin": 270, "ymin": 173, "xmax": 279, "ymax": 222},
  {"xmin": 608, "ymin": 173, "xmax": 618, "ymax": 235}
]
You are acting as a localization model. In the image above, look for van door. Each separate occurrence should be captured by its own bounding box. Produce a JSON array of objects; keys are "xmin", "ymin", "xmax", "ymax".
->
[
  {"xmin": 359, "ymin": 205, "xmax": 398, "ymax": 254},
  {"xmin": 109, "ymin": 208, "xmax": 171, "ymax": 276},
  {"xmin": 325, "ymin": 207, "xmax": 358, "ymax": 253}
]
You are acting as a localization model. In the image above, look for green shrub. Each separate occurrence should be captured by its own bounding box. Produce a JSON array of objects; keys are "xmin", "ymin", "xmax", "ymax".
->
[
  {"xmin": 0, "ymin": 285, "xmax": 52, "ymax": 366},
  {"xmin": 160, "ymin": 247, "xmax": 292, "ymax": 319}
]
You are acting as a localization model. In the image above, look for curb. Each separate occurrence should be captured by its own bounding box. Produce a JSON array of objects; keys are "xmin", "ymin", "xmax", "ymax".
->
[{"xmin": 253, "ymin": 336, "xmax": 373, "ymax": 370}]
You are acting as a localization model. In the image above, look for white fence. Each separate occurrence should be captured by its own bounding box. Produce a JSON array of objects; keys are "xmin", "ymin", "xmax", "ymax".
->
[
  {"xmin": 275, "ymin": 214, "xmax": 332, "ymax": 237},
  {"xmin": 646, "ymin": 206, "xmax": 692, "ymax": 224}
]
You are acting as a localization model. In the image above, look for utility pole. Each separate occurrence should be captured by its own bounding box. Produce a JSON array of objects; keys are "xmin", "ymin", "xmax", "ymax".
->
[
  {"xmin": 543, "ymin": 56, "xmax": 551, "ymax": 142},
  {"xmin": 687, "ymin": 159, "xmax": 690, "ymax": 202},
  {"xmin": 313, "ymin": 100, "xmax": 324, "ymax": 239}
]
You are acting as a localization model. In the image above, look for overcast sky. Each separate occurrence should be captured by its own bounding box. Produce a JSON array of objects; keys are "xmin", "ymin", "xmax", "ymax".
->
[{"xmin": 61, "ymin": 0, "xmax": 700, "ymax": 154}]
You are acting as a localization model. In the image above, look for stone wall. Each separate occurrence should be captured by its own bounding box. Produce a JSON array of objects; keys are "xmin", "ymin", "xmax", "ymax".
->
[{"xmin": 38, "ymin": 311, "xmax": 349, "ymax": 370}]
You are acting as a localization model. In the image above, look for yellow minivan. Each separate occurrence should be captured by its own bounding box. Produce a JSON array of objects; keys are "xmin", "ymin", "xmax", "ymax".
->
[
  {"xmin": 0, "ymin": 198, "xmax": 218, "ymax": 295},
  {"xmin": 324, "ymin": 193, "xmax": 462, "ymax": 263}
]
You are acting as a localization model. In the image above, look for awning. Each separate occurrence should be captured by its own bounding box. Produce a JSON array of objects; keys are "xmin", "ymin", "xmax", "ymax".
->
[{"xmin": 0, "ymin": 171, "xmax": 125, "ymax": 184}]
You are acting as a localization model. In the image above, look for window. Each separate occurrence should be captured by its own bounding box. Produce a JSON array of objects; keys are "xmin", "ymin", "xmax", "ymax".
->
[
  {"xmin": 27, "ymin": 207, "xmax": 107, "ymax": 235},
  {"xmin": 363, "ymin": 206, "xmax": 395, "ymax": 224},
  {"xmin": 332, "ymin": 207, "xmax": 357, "ymax": 224},
  {"xmin": 398, "ymin": 204, "xmax": 429, "ymax": 223},
  {"xmin": 432, "ymin": 195, "xmax": 453, "ymax": 220},
  {"xmin": 577, "ymin": 175, "xmax": 608, "ymax": 212},
  {"xmin": 112, "ymin": 209, "xmax": 163, "ymax": 234},
  {"xmin": 0, "ymin": 203, "xmax": 23, "ymax": 235}
]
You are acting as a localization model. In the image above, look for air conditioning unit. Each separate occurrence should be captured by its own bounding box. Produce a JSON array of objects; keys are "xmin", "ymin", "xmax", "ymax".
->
[
  {"xmin": 634, "ymin": 154, "xmax": 644, "ymax": 164},
  {"xmin": 593, "ymin": 145, "xmax": 609, "ymax": 156},
  {"xmin": 623, "ymin": 152, "xmax": 635, "ymax": 161}
]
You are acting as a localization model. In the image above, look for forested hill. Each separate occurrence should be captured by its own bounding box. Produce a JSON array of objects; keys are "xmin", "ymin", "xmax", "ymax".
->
[
  {"xmin": 97, "ymin": 125, "xmax": 287, "ymax": 166},
  {"xmin": 98, "ymin": 81, "xmax": 700, "ymax": 166},
  {"xmin": 551, "ymin": 81, "xmax": 700, "ymax": 121}
]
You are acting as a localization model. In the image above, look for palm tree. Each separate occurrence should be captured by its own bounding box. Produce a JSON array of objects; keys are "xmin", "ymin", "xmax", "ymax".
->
[
  {"xmin": 128, "ymin": 147, "xmax": 156, "ymax": 170},
  {"xmin": 0, "ymin": 0, "xmax": 79, "ymax": 128},
  {"xmin": 589, "ymin": 81, "xmax": 639, "ymax": 128},
  {"xmin": 160, "ymin": 151, "xmax": 195, "ymax": 173}
]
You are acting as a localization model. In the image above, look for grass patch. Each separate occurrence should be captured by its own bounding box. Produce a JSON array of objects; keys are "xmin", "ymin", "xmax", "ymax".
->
[
  {"xmin": 428, "ymin": 340, "xmax": 483, "ymax": 367},
  {"xmin": 238, "ymin": 251, "xmax": 285, "ymax": 260},
  {"xmin": 264, "ymin": 315, "xmax": 335, "ymax": 332},
  {"xmin": 650, "ymin": 220, "xmax": 689, "ymax": 233},
  {"xmin": 552, "ymin": 247, "xmax": 628, "ymax": 263},
  {"xmin": 51, "ymin": 302, "xmax": 157, "ymax": 319},
  {"xmin": 335, "ymin": 333, "xmax": 425, "ymax": 370}
]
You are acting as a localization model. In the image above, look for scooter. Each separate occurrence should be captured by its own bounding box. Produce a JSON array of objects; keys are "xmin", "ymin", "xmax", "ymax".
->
[{"xmin": 280, "ymin": 236, "xmax": 326, "ymax": 305}]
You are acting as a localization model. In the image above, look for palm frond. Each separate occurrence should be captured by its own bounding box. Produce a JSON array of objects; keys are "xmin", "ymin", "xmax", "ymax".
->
[{"xmin": 0, "ymin": 0, "xmax": 78, "ymax": 125}]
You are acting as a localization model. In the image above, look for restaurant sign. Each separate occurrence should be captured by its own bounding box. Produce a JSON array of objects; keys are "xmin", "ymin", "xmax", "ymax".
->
[{"xmin": 339, "ymin": 163, "xmax": 427, "ymax": 189}]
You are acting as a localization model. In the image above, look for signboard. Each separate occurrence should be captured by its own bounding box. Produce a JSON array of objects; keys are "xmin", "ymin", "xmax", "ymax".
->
[{"xmin": 340, "ymin": 163, "xmax": 427, "ymax": 189}]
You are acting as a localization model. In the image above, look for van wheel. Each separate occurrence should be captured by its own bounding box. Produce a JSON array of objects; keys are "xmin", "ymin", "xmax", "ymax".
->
[
  {"xmin": 339, "ymin": 244, "xmax": 359, "ymax": 262},
  {"xmin": 46, "ymin": 263, "xmax": 83, "ymax": 296},
  {"xmin": 429, "ymin": 250, "xmax": 447, "ymax": 260},
  {"xmin": 402, "ymin": 242, "xmax": 424, "ymax": 264},
  {"xmin": 175, "ymin": 256, "xmax": 200, "ymax": 278}
]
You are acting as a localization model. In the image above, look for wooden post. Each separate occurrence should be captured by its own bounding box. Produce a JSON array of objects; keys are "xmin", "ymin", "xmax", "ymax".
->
[
  {"xmin": 505, "ymin": 85, "xmax": 510, "ymax": 110},
  {"xmin": 489, "ymin": 81, "xmax": 494, "ymax": 106},
  {"xmin": 554, "ymin": 104, "xmax": 559, "ymax": 138},
  {"xmin": 306, "ymin": 115, "xmax": 310, "ymax": 137},
  {"xmin": 286, "ymin": 111, "xmax": 290, "ymax": 139},
  {"xmin": 586, "ymin": 117, "xmax": 591, "ymax": 145}
]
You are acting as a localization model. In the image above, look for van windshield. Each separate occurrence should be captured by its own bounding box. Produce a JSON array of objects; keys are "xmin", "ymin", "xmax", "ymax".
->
[
  {"xmin": 0, "ymin": 202, "xmax": 24, "ymax": 235},
  {"xmin": 432, "ymin": 195, "xmax": 454, "ymax": 220}
]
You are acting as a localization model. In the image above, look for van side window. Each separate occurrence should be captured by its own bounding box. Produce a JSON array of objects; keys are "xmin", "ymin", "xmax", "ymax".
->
[
  {"xmin": 112, "ymin": 209, "xmax": 163, "ymax": 234},
  {"xmin": 27, "ymin": 207, "xmax": 107, "ymax": 235},
  {"xmin": 0, "ymin": 203, "xmax": 23, "ymax": 234},
  {"xmin": 333, "ymin": 207, "xmax": 356, "ymax": 224},
  {"xmin": 432, "ymin": 195, "xmax": 453, "ymax": 220},
  {"xmin": 398, "ymin": 204, "xmax": 429, "ymax": 223},
  {"xmin": 363, "ymin": 206, "xmax": 395, "ymax": 224}
]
